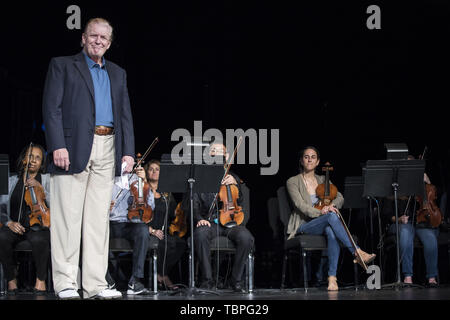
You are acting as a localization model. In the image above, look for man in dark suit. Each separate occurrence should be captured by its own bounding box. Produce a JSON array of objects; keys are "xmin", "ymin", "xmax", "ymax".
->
[{"xmin": 42, "ymin": 18, "xmax": 135, "ymax": 299}]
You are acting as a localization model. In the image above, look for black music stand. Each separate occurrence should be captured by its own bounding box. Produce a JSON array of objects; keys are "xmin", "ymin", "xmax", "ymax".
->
[
  {"xmin": 343, "ymin": 176, "xmax": 368, "ymax": 250},
  {"xmin": 363, "ymin": 159, "xmax": 425, "ymax": 290},
  {"xmin": 158, "ymin": 154, "xmax": 224, "ymax": 296},
  {"xmin": 0, "ymin": 155, "xmax": 7, "ymax": 295},
  {"xmin": 0, "ymin": 154, "xmax": 9, "ymax": 195}
]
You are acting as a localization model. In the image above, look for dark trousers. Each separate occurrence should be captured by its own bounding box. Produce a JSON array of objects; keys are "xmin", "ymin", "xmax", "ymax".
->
[
  {"xmin": 156, "ymin": 233, "xmax": 186, "ymax": 277},
  {"xmin": 109, "ymin": 222, "xmax": 151, "ymax": 281},
  {"xmin": 0, "ymin": 227, "xmax": 50, "ymax": 282},
  {"xmin": 194, "ymin": 224, "xmax": 254, "ymax": 283}
]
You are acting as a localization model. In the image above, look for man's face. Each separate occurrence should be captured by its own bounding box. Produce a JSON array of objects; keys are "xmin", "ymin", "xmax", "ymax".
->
[
  {"xmin": 82, "ymin": 22, "xmax": 112, "ymax": 61},
  {"xmin": 209, "ymin": 143, "xmax": 228, "ymax": 163}
]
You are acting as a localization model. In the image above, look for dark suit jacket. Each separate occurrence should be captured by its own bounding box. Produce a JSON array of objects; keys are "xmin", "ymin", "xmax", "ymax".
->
[{"xmin": 42, "ymin": 51, "xmax": 135, "ymax": 176}]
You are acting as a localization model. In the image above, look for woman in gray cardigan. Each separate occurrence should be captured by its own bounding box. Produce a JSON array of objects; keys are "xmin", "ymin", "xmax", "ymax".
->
[
  {"xmin": 0, "ymin": 144, "xmax": 51, "ymax": 295},
  {"xmin": 286, "ymin": 146, "xmax": 375, "ymax": 291}
]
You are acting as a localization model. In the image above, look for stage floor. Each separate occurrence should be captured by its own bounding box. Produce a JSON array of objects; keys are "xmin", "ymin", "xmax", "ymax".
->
[{"xmin": 2, "ymin": 285, "xmax": 450, "ymax": 300}]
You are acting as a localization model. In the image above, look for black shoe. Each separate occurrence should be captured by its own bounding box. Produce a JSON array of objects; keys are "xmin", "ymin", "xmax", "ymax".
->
[
  {"xmin": 426, "ymin": 282, "xmax": 439, "ymax": 288},
  {"xmin": 199, "ymin": 279, "xmax": 215, "ymax": 290},
  {"xmin": 32, "ymin": 288, "xmax": 47, "ymax": 296},
  {"xmin": 230, "ymin": 280, "xmax": 246, "ymax": 293},
  {"xmin": 7, "ymin": 288, "xmax": 18, "ymax": 296},
  {"xmin": 127, "ymin": 279, "xmax": 150, "ymax": 295}
]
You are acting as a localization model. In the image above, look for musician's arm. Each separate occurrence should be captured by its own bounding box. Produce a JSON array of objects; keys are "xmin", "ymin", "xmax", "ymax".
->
[{"xmin": 286, "ymin": 177, "xmax": 321, "ymax": 218}]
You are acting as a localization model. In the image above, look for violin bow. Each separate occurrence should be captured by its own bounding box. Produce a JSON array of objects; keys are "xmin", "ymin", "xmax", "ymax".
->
[
  {"xmin": 17, "ymin": 142, "xmax": 34, "ymax": 223},
  {"xmin": 335, "ymin": 208, "xmax": 368, "ymax": 271},
  {"xmin": 206, "ymin": 136, "xmax": 243, "ymax": 219},
  {"xmin": 113, "ymin": 137, "xmax": 159, "ymax": 204}
]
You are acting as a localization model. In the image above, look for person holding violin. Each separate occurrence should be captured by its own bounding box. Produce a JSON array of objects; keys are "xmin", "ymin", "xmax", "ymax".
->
[
  {"xmin": 191, "ymin": 142, "xmax": 254, "ymax": 293},
  {"xmin": 144, "ymin": 159, "xmax": 186, "ymax": 290},
  {"xmin": 0, "ymin": 144, "xmax": 50, "ymax": 295},
  {"xmin": 382, "ymin": 154, "xmax": 440, "ymax": 287},
  {"xmin": 286, "ymin": 146, "xmax": 376, "ymax": 291},
  {"xmin": 107, "ymin": 164, "xmax": 155, "ymax": 295}
]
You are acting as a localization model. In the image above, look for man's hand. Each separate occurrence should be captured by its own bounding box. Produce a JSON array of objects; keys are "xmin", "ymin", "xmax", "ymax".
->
[
  {"xmin": 149, "ymin": 227, "xmax": 164, "ymax": 240},
  {"xmin": 122, "ymin": 155, "xmax": 134, "ymax": 174},
  {"xmin": 109, "ymin": 201, "xmax": 115, "ymax": 212},
  {"xmin": 221, "ymin": 174, "xmax": 237, "ymax": 186},
  {"xmin": 53, "ymin": 148, "xmax": 70, "ymax": 171},
  {"xmin": 136, "ymin": 166, "xmax": 146, "ymax": 181},
  {"xmin": 196, "ymin": 219, "xmax": 211, "ymax": 227}
]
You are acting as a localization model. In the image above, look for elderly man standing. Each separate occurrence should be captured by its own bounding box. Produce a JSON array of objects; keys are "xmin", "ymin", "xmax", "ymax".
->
[{"xmin": 42, "ymin": 17, "xmax": 135, "ymax": 299}]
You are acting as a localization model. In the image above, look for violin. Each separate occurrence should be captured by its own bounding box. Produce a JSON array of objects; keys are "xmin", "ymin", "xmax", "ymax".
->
[
  {"xmin": 169, "ymin": 202, "xmax": 187, "ymax": 238},
  {"xmin": 21, "ymin": 144, "xmax": 50, "ymax": 229},
  {"xmin": 415, "ymin": 147, "xmax": 443, "ymax": 228},
  {"xmin": 416, "ymin": 184, "xmax": 442, "ymax": 227},
  {"xmin": 218, "ymin": 183, "xmax": 244, "ymax": 228},
  {"xmin": 25, "ymin": 179, "xmax": 50, "ymax": 229},
  {"xmin": 127, "ymin": 153, "xmax": 153, "ymax": 224},
  {"xmin": 207, "ymin": 137, "xmax": 245, "ymax": 228},
  {"xmin": 314, "ymin": 162, "xmax": 338, "ymax": 210}
]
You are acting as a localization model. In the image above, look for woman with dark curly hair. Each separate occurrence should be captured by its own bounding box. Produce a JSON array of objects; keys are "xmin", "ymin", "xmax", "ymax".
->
[{"xmin": 0, "ymin": 144, "xmax": 50, "ymax": 295}]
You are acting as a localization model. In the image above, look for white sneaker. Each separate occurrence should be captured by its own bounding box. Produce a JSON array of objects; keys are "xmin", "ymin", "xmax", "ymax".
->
[
  {"xmin": 93, "ymin": 288, "xmax": 122, "ymax": 299},
  {"xmin": 58, "ymin": 288, "xmax": 81, "ymax": 300}
]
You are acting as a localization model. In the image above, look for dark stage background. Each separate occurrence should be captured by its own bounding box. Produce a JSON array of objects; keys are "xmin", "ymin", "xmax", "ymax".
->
[{"xmin": 1, "ymin": 1, "xmax": 450, "ymax": 287}]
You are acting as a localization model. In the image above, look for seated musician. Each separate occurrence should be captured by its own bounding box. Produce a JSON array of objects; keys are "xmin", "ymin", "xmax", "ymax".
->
[
  {"xmin": 0, "ymin": 144, "xmax": 50, "ymax": 295},
  {"xmin": 191, "ymin": 141, "xmax": 254, "ymax": 293},
  {"xmin": 107, "ymin": 164, "xmax": 155, "ymax": 295},
  {"xmin": 144, "ymin": 159, "xmax": 186, "ymax": 290},
  {"xmin": 382, "ymin": 155, "xmax": 439, "ymax": 287},
  {"xmin": 286, "ymin": 146, "xmax": 375, "ymax": 291}
]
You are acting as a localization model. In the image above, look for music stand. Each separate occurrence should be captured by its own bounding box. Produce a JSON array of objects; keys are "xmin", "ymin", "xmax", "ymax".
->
[
  {"xmin": 363, "ymin": 159, "xmax": 425, "ymax": 290},
  {"xmin": 158, "ymin": 154, "xmax": 224, "ymax": 296},
  {"xmin": 0, "ymin": 154, "xmax": 9, "ymax": 195}
]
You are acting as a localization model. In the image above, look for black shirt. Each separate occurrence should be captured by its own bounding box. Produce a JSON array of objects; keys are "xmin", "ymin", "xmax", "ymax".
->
[{"xmin": 148, "ymin": 192, "xmax": 177, "ymax": 230}]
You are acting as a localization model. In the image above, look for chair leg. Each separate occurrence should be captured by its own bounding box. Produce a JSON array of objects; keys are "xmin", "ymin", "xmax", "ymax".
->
[
  {"xmin": 353, "ymin": 261, "xmax": 359, "ymax": 290},
  {"xmin": 152, "ymin": 250, "xmax": 158, "ymax": 293},
  {"xmin": 281, "ymin": 253, "xmax": 288, "ymax": 289},
  {"xmin": 302, "ymin": 250, "xmax": 308, "ymax": 292},
  {"xmin": 248, "ymin": 253, "xmax": 254, "ymax": 293},
  {"xmin": 0, "ymin": 263, "xmax": 5, "ymax": 295}
]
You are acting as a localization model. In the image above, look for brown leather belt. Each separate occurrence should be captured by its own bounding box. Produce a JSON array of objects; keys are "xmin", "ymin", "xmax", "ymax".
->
[{"xmin": 95, "ymin": 126, "xmax": 114, "ymax": 136}]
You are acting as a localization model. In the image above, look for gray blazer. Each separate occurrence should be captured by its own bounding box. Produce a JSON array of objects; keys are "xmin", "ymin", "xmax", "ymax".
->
[
  {"xmin": 0, "ymin": 174, "xmax": 51, "ymax": 226},
  {"xmin": 286, "ymin": 173, "xmax": 344, "ymax": 239}
]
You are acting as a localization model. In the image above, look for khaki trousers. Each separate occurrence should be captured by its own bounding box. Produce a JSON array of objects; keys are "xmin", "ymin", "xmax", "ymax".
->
[{"xmin": 50, "ymin": 134, "xmax": 115, "ymax": 298}]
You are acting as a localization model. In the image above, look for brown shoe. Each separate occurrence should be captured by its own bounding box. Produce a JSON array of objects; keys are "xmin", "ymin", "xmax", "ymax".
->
[
  {"xmin": 327, "ymin": 276, "xmax": 338, "ymax": 291},
  {"xmin": 353, "ymin": 248, "xmax": 376, "ymax": 269}
]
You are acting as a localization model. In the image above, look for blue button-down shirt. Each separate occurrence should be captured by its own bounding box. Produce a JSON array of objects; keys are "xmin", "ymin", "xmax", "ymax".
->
[
  {"xmin": 110, "ymin": 176, "xmax": 155, "ymax": 223},
  {"xmin": 83, "ymin": 51, "xmax": 114, "ymax": 127}
]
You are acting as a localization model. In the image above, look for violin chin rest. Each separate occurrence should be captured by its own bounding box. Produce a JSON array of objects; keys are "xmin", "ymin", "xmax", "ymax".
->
[{"xmin": 224, "ymin": 221, "xmax": 237, "ymax": 228}]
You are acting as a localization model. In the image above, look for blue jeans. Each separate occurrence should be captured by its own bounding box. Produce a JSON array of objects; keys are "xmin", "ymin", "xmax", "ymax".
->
[
  {"xmin": 388, "ymin": 223, "xmax": 439, "ymax": 279},
  {"xmin": 297, "ymin": 212, "xmax": 355, "ymax": 277}
]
